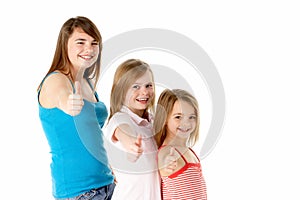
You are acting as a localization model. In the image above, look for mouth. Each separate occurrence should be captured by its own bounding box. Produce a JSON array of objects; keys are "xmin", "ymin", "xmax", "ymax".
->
[
  {"xmin": 176, "ymin": 127, "xmax": 192, "ymax": 138},
  {"xmin": 177, "ymin": 127, "xmax": 191, "ymax": 133},
  {"xmin": 79, "ymin": 55, "xmax": 94, "ymax": 61},
  {"xmin": 136, "ymin": 97, "xmax": 149, "ymax": 104}
]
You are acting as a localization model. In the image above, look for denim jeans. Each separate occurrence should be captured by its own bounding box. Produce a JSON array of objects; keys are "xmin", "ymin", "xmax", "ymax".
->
[{"xmin": 56, "ymin": 183, "xmax": 115, "ymax": 200}]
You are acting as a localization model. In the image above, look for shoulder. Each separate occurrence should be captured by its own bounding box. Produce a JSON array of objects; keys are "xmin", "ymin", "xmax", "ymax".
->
[
  {"xmin": 157, "ymin": 145, "xmax": 176, "ymax": 165},
  {"xmin": 108, "ymin": 112, "xmax": 135, "ymax": 134},
  {"xmin": 104, "ymin": 112, "xmax": 133, "ymax": 134},
  {"xmin": 157, "ymin": 145, "xmax": 173, "ymax": 158},
  {"xmin": 104, "ymin": 112, "xmax": 136, "ymax": 142},
  {"xmin": 109, "ymin": 112, "xmax": 133, "ymax": 126},
  {"xmin": 41, "ymin": 72, "xmax": 73, "ymax": 94},
  {"xmin": 42, "ymin": 72, "xmax": 71, "ymax": 89},
  {"xmin": 39, "ymin": 72, "xmax": 73, "ymax": 108}
]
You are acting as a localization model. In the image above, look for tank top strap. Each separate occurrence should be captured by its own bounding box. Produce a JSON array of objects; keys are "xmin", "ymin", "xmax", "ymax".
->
[
  {"xmin": 38, "ymin": 72, "xmax": 58, "ymax": 95},
  {"xmin": 86, "ymin": 78, "xmax": 99, "ymax": 102},
  {"xmin": 188, "ymin": 147, "xmax": 200, "ymax": 162},
  {"xmin": 173, "ymin": 147, "xmax": 188, "ymax": 164},
  {"xmin": 158, "ymin": 145, "xmax": 189, "ymax": 164},
  {"xmin": 38, "ymin": 72, "xmax": 75, "ymax": 95}
]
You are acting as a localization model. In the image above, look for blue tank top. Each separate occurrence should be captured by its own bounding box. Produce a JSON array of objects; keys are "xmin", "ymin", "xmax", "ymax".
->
[{"xmin": 38, "ymin": 73, "xmax": 114, "ymax": 198}]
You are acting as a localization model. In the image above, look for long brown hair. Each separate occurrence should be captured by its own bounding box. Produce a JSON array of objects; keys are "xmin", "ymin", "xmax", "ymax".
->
[
  {"xmin": 108, "ymin": 59, "xmax": 155, "ymax": 121},
  {"xmin": 38, "ymin": 16, "xmax": 102, "ymax": 90},
  {"xmin": 154, "ymin": 89, "xmax": 200, "ymax": 148}
]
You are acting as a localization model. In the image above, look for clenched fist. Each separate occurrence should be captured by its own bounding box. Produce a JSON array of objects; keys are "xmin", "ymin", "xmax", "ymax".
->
[{"xmin": 67, "ymin": 81, "xmax": 84, "ymax": 116}]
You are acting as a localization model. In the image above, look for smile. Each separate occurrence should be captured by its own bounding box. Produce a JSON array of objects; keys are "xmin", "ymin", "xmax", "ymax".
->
[
  {"xmin": 136, "ymin": 98, "xmax": 149, "ymax": 103},
  {"xmin": 177, "ymin": 127, "xmax": 191, "ymax": 132},
  {"xmin": 79, "ymin": 55, "xmax": 94, "ymax": 60}
]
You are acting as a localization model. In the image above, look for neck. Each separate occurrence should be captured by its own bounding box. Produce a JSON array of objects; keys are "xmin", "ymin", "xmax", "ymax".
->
[
  {"xmin": 126, "ymin": 106, "xmax": 147, "ymax": 119},
  {"xmin": 163, "ymin": 135, "xmax": 187, "ymax": 147},
  {"xmin": 73, "ymin": 66, "xmax": 85, "ymax": 82}
]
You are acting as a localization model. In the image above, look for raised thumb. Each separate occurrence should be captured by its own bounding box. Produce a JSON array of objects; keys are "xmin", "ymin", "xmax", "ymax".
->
[
  {"xmin": 169, "ymin": 147, "xmax": 175, "ymax": 156},
  {"xmin": 74, "ymin": 81, "xmax": 81, "ymax": 95},
  {"xmin": 135, "ymin": 135, "xmax": 142, "ymax": 147}
]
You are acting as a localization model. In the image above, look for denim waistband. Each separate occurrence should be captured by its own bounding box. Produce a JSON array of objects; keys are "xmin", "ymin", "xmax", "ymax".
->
[
  {"xmin": 57, "ymin": 183, "xmax": 115, "ymax": 200},
  {"xmin": 78, "ymin": 183, "xmax": 115, "ymax": 200}
]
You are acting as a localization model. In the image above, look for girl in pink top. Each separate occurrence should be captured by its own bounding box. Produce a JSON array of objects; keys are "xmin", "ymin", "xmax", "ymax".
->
[
  {"xmin": 104, "ymin": 59, "xmax": 161, "ymax": 200},
  {"xmin": 154, "ymin": 89, "xmax": 207, "ymax": 200}
]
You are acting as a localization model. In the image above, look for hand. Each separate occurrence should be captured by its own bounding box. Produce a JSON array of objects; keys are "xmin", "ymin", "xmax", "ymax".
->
[
  {"xmin": 164, "ymin": 147, "xmax": 177, "ymax": 173},
  {"xmin": 127, "ymin": 135, "xmax": 143, "ymax": 162},
  {"xmin": 111, "ymin": 168, "xmax": 118, "ymax": 184},
  {"xmin": 67, "ymin": 81, "xmax": 84, "ymax": 116}
]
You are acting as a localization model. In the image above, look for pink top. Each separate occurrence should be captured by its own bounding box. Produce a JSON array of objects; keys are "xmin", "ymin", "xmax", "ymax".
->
[
  {"xmin": 160, "ymin": 147, "xmax": 207, "ymax": 200},
  {"xmin": 104, "ymin": 106, "xmax": 161, "ymax": 200}
]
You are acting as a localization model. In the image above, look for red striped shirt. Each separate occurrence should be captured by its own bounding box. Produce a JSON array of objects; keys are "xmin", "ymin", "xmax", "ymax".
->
[{"xmin": 161, "ymin": 148, "xmax": 207, "ymax": 200}]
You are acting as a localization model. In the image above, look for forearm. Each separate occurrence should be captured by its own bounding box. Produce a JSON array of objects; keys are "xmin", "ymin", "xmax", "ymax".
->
[{"xmin": 114, "ymin": 126, "xmax": 138, "ymax": 152}]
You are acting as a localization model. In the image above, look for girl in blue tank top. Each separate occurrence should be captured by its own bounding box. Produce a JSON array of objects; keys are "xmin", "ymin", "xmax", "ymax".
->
[{"xmin": 37, "ymin": 16, "xmax": 115, "ymax": 199}]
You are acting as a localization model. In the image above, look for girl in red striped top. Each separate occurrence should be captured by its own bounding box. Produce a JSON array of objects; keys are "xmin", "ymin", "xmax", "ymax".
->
[{"xmin": 154, "ymin": 89, "xmax": 207, "ymax": 200}]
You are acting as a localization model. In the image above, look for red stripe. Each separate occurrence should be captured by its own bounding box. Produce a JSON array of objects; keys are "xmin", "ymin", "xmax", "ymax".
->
[{"xmin": 162, "ymin": 166, "xmax": 207, "ymax": 200}]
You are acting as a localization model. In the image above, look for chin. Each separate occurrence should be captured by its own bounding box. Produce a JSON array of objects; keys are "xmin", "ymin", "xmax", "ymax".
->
[
  {"xmin": 136, "ymin": 104, "xmax": 148, "ymax": 110},
  {"xmin": 177, "ymin": 133, "xmax": 190, "ymax": 139}
]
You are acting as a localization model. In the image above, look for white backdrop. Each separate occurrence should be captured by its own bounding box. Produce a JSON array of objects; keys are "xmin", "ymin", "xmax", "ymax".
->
[{"xmin": 1, "ymin": 0, "xmax": 299, "ymax": 199}]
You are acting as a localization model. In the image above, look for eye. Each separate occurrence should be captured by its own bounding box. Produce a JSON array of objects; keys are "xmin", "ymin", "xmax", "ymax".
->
[
  {"xmin": 132, "ymin": 85, "xmax": 140, "ymax": 89},
  {"xmin": 145, "ymin": 83, "xmax": 153, "ymax": 88},
  {"xmin": 92, "ymin": 42, "xmax": 99, "ymax": 45},
  {"xmin": 76, "ymin": 41, "xmax": 84, "ymax": 45},
  {"xmin": 174, "ymin": 115, "xmax": 181, "ymax": 119},
  {"xmin": 189, "ymin": 115, "xmax": 197, "ymax": 120}
]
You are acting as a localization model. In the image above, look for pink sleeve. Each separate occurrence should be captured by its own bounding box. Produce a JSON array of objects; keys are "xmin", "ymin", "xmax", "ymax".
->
[{"xmin": 103, "ymin": 112, "xmax": 133, "ymax": 143}]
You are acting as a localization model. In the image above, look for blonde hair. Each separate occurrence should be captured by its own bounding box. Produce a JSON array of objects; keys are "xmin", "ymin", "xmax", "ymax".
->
[
  {"xmin": 108, "ymin": 59, "xmax": 155, "ymax": 121},
  {"xmin": 154, "ymin": 89, "xmax": 200, "ymax": 148}
]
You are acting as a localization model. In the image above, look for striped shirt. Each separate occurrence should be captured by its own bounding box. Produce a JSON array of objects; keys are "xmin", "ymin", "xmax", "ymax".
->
[{"xmin": 161, "ymin": 147, "xmax": 207, "ymax": 200}]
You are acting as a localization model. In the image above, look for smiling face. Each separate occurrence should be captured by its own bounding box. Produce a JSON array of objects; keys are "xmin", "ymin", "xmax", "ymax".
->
[
  {"xmin": 124, "ymin": 70, "xmax": 154, "ymax": 117},
  {"xmin": 166, "ymin": 100, "xmax": 197, "ymax": 141},
  {"xmin": 67, "ymin": 28, "xmax": 99, "ymax": 71}
]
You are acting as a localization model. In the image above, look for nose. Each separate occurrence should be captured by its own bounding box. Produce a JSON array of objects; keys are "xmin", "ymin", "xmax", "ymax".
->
[
  {"xmin": 84, "ymin": 43, "xmax": 93, "ymax": 53},
  {"xmin": 141, "ymin": 86, "xmax": 149, "ymax": 95},
  {"xmin": 181, "ymin": 117, "xmax": 191, "ymax": 127}
]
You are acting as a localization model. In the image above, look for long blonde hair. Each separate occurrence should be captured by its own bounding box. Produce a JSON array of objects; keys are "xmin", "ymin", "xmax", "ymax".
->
[
  {"xmin": 38, "ymin": 16, "xmax": 102, "ymax": 91},
  {"xmin": 154, "ymin": 89, "xmax": 200, "ymax": 148},
  {"xmin": 108, "ymin": 59, "xmax": 155, "ymax": 121}
]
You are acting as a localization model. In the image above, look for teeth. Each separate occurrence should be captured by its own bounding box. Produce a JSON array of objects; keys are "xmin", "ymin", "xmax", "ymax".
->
[
  {"xmin": 138, "ymin": 98, "xmax": 147, "ymax": 101},
  {"xmin": 80, "ymin": 55, "xmax": 92, "ymax": 59}
]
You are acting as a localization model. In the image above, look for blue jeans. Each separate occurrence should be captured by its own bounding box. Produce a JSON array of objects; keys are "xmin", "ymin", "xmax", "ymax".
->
[{"xmin": 56, "ymin": 183, "xmax": 115, "ymax": 200}]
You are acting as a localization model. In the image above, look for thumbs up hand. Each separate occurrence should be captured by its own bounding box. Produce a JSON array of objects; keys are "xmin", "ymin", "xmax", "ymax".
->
[
  {"xmin": 127, "ymin": 135, "xmax": 143, "ymax": 162},
  {"xmin": 67, "ymin": 81, "xmax": 84, "ymax": 116},
  {"xmin": 164, "ymin": 147, "xmax": 178, "ymax": 173}
]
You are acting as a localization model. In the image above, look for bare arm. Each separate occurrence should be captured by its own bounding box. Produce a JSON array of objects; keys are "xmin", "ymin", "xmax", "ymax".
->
[
  {"xmin": 39, "ymin": 73, "xmax": 84, "ymax": 116},
  {"xmin": 114, "ymin": 124, "xmax": 143, "ymax": 162},
  {"xmin": 158, "ymin": 146, "xmax": 178, "ymax": 177}
]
